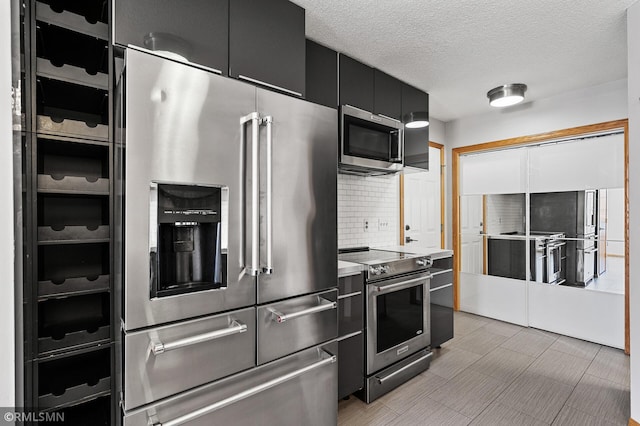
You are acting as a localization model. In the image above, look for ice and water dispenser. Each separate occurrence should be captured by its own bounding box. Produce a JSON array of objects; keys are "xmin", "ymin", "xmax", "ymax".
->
[{"xmin": 150, "ymin": 183, "xmax": 227, "ymax": 297}]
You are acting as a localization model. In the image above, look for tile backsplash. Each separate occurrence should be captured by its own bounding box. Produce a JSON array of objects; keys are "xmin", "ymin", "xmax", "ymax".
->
[
  {"xmin": 338, "ymin": 173, "xmax": 399, "ymax": 248},
  {"xmin": 485, "ymin": 193, "xmax": 525, "ymax": 235}
]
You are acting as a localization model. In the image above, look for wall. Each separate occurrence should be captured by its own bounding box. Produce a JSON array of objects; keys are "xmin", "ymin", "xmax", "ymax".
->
[
  {"xmin": 445, "ymin": 78, "xmax": 628, "ymax": 249},
  {"xmin": 0, "ymin": 0, "xmax": 15, "ymax": 407},
  {"xmin": 607, "ymin": 188, "xmax": 625, "ymax": 257},
  {"xmin": 628, "ymin": 1, "xmax": 640, "ymax": 422},
  {"xmin": 485, "ymin": 194, "xmax": 525, "ymax": 235},
  {"xmin": 337, "ymin": 173, "xmax": 399, "ymax": 248}
]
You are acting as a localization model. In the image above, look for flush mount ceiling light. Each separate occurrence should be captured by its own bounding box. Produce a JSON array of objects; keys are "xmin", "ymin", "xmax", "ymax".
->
[
  {"xmin": 403, "ymin": 111, "xmax": 429, "ymax": 129},
  {"xmin": 487, "ymin": 83, "xmax": 527, "ymax": 108}
]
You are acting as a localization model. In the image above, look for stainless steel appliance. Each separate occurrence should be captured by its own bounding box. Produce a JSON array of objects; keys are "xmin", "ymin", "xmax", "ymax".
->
[
  {"xmin": 116, "ymin": 47, "xmax": 338, "ymax": 422},
  {"xmin": 338, "ymin": 248, "xmax": 432, "ymax": 403},
  {"xmin": 531, "ymin": 191, "xmax": 597, "ymax": 285},
  {"xmin": 339, "ymin": 105, "xmax": 404, "ymax": 175}
]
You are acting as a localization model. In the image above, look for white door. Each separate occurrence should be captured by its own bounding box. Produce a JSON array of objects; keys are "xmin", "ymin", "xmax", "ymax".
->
[
  {"xmin": 460, "ymin": 195, "xmax": 483, "ymax": 274},
  {"xmin": 404, "ymin": 146, "xmax": 441, "ymax": 249}
]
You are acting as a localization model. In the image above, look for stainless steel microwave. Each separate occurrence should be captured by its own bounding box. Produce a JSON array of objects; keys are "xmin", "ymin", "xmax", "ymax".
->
[{"xmin": 339, "ymin": 105, "xmax": 404, "ymax": 175}]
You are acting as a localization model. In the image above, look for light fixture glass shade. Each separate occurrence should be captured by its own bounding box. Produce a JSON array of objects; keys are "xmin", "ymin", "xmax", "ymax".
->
[
  {"xmin": 487, "ymin": 84, "xmax": 527, "ymax": 107},
  {"xmin": 403, "ymin": 111, "xmax": 429, "ymax": 128}
]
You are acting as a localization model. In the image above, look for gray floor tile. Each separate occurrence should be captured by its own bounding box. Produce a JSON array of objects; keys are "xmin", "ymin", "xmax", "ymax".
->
[
  {"xmin": 468, "ymin": 347, "xmax": 535, "ymax": 383},
  {"xmin": 338, "ymin": 397, "xmax": 399, "ymax": 426},
  {"xmin": 552, "ymin": 405, "xmax": 621, "ymax": 426},
  {"xmin": 497, "ymin": 371, "xmax": 573, "ymax": 424},
  {"xmin": 448, "ymin": 328, "xmax": 509, "ymax": 356},
  {"xmin": 428, "ymin": 369, "xmax": 507, "ymax": 418},
  {"xmin": 549, "ymin": 335, "xmax": 601, "ymax": 361},
  {"xmin": 385, "ymin": 396, "xmax": 472, "ymax": 426},
  {"xmin": 470, "ymin": 401, "xmax": 547, "ymax": 426},
  {"xmin": 500, "ymin": 328, "xmax": 557, "ymax": 358},
  {"xmin": 526, "ymin": 348, "xmax": 591, "ymax": 386},
  {"xmin": 565, "ymin": 374, "xmax": 630, "ymax": 425},
  {"xmin": 454, "ymin": 313, "xmax": 489, "ymax": 336},
  {"xmin": 379, "ymin": 371, "xmax": 448, "ymax": 414},
  {"xmin": 585, "ymin": 346, "xmax": 630, "ymax": 387},
  {"xmin": 429, "ymin": 347, "xmax": 483, "ymax": 380},
  {"xmin": 480, "ymin": 319, "xmax": 523, "ymax": 338}
]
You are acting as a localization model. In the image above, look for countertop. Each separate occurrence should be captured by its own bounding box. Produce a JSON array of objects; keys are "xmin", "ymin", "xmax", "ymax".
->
[{"xmin": 338, "ymin": 260, "xmax": 364, "ymax": 277}]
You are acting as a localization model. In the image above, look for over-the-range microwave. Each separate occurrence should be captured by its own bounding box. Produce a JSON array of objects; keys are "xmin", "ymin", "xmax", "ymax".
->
[{"xmin": 339, "ymin": 104, "xmax": 404, "ymax": 175}]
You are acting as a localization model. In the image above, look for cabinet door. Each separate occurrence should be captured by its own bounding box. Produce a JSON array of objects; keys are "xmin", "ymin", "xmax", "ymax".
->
[
  {"xmin": 229, "ymin": 0, "xmax": 305, "ymax": 97},
  {"xmin": 306, "ymin": 40, "xmax": 337, "ymax": 108},
  {"xmin": 374, "ymin": 70, "xmax": 402, "ymax": 120},
  {"xmin": 339, "ymin": 54, "xmax": 374, "ymax": 112},
  {"xmin": 114, "ymin": 0, "xmax": 229, "ymax": 74},
  {"xmin": 401, "ymin": 83, "xmax": 429, "ymax": 170}
]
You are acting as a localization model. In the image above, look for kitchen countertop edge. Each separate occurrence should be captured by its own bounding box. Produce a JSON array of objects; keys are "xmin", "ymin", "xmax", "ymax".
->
[
  {"xmin": 373, "ymin": 245, "xmax": 454, "ymax": 260},
  {"xmin": 338, "ymin": 260, "xmax": 364, "ymax": 277}
]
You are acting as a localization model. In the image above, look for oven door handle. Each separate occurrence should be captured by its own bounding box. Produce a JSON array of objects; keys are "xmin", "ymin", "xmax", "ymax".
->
[
  {"xmin": 268, "ymin": 297, "xmax": 337, "ymax": 323},
  {"xmin": 152, "ymin": 351, "xmax": 336, "ymax": 426},
  {"xmin": 547, "ymin": 242, "xmax": 566, "ymax": 249},
  {"xmin": 150, "ymin": 320, "xmax": 248, "ymax": 355},
  {"xmin": 375, "ymin": 275, "xmax": 431, "ymax": 293}
]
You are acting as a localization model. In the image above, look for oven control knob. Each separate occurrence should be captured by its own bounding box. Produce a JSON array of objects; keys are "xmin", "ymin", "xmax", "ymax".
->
[
  {"xmin": 416, "ymin": 258, "xmax": 431, "ymax": 267},
  {"xmin": 370, "ymin": 266, "xmax": 382, "ymax": 276},
  {"xmin": 380, "ymin": 265, "xmax": 391, "ymax": 274}
]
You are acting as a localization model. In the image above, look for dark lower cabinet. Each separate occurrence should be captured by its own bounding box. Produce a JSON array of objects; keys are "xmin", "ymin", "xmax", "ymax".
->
[
  {"xmin": 430, "ymin": 256, "xmax": 453, "ymax": 347},
  {"xmin": 229, "ymin": 0, "xmax": 305, "ymax": 96},
  {"xmin": 114, "ymin": 0, "xmax": 229, "ymax": 74},
  {"xmin": 338, "ymin": 272, "xmax": 364, "ymax": 398},
  {"xmin": 339, "ymin": 54, "xmax": 374, "ymax": 112},
  {"xmin": 338, "ymin": 333, "xmax": 364, "ymax": 400},
  {"xmin": 306, "ymin": 39, "xmax": 337, "ymax": 108}
]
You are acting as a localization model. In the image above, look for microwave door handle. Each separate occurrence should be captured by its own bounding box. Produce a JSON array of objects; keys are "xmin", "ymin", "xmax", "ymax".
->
[
  {"xmin": 390, "ymin": 129, "xmax": 403, "ymax": 162},
  {"xmin": 262, "ymin": 116, "xmax": 273, "ymax": 274},
  {"xmin": 240, "ymin": 112, "xmax": 261, "ymax": 276}
]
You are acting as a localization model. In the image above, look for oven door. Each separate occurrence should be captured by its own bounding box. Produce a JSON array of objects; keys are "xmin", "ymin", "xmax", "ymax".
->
[
  {"xmin": 366, "ymin": 272, "xmax": 430, "ymax": 374},
  {"xmin": 545, "ymin": 241, "xmax": 565, "ymax": 284}
]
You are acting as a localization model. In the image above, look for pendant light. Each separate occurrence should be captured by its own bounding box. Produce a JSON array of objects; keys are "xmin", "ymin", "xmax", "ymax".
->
[
  {"xmin": 403, "ymin": 111, "xmax": 429, "ymax": 129},
  {"xmin": 487, "ymin": 84, "xmax": 527, "ymax": 107}
]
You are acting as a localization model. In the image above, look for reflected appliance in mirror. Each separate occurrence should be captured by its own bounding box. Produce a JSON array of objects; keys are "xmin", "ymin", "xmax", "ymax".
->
[{"xmin": 150, "ymin": 183, "xmax": 228, "ymax": 298}]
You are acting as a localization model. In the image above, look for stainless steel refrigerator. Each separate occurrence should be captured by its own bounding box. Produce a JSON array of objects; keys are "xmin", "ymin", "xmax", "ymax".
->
[{"xmin": 115, "ymin": 47, "xmax": 338, "ymax": 425}]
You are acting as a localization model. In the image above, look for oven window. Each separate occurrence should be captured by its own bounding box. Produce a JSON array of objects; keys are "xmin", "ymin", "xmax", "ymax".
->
[
  {"xmin": 376, "ymin": 285, "xmax": 424, "ymax": 353},
  {"xmin": 344, "ymin": 115, "xmax": 400, "ymax": 162}
]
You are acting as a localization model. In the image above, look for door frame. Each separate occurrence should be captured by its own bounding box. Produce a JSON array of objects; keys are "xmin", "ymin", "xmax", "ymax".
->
[
  {"xmin": 400, "ymin": 141, "xmax": 445, "ymax": 247},
  {"xmin": 451, "ymin": 119, "xmax": 630, "ymax": 354}
]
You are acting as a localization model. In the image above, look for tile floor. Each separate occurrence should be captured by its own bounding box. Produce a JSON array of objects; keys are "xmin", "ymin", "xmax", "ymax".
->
[{"xmin": 338, "ymin": 311, "xmax": 630, "ymax": 425}]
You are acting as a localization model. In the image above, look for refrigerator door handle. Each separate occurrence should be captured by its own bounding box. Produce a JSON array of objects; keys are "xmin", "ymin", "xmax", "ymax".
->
[
  {"xmin": 240, "ymin": 112, "xmax": 261, "ymax": 276},
  {"xmin": 262, "ymin": 116, "xmax": 273, "ymax": 274},
  {"xmin": 151, "ymin": 350, "xmax": 337, "ymax": 426}
]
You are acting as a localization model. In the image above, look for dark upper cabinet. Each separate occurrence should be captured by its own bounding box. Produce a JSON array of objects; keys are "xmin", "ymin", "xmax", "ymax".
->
[
  {"xmin": 401, "ymin": 83, "xmax": 430, "ymax": 170},
  {"xmin": 373, "ymin": 70, "xmax": 402, "ymax": 120},
  {"xmin": 229, "ymin": 0, "xmax": 305, "ymax": 97},
  {"xmin": 339, "ymin": 54, "xmax": 374, "ymax": 112},
  {"xmin": 113, "ymin": 0, "xmax": 229, "ymax": 75},
  {"xmin": 306, "ymin": 40, "xmax": 337, "ymax": 108}
]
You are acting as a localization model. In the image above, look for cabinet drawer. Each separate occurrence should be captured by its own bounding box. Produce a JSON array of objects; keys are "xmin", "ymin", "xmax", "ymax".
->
[
  {"xmin": 430, "ymin": 269, "xmax": 453, "ymax": 289},
  {"xmin": 257, "ymin": 289, "xmax": 337, "ymax": 365},
  {"xmin": 432, "ymin": 256, "xmax": 453, "ymax": 270},
  {"xmin": 124, "ymin": 307, "xmax": 255, "ymax": 410},
  {"xmin": 338, "ymin": 290, "xmax": 363, "ymax": 336}
]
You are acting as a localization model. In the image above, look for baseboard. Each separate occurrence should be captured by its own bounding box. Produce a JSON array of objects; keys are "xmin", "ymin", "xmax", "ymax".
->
[{"xmin": 629, "ymin": 417, "xmax": 640, "ymax": 426}]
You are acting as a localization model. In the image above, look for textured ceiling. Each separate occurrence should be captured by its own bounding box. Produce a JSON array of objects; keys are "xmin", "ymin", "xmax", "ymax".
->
[{"xmin": 292, "ymin": 0, "xmax": 634, "ymax": 122}]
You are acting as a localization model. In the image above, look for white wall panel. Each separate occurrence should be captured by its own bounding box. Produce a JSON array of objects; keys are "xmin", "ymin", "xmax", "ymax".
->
[
  {"xmin": 459, "ymin": 272, "xmax": 528, "ymax": 326},
  {"xmin": 460, "ymin": 148, "xmax": 527, "ymax": 195},
  {"xmin": 528, "ymin": 133, "xmax": 624, "ymax": 193},
  {"xmin": 528, "ymin": 283, "xmax": 624, "ymax": 349}
]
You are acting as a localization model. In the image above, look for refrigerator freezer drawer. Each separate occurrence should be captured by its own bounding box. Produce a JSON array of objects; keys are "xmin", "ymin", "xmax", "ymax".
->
[
  {"xmin": 257, "ymin": 289, "xmax": 338, "ymax": 365},
  {"xmin": 124, "ymin": 307, "xmax": 255, "ymax": 410},
  {"xmin": 123, "ymin": 343, "xmax": 338, "ymax": 426}
]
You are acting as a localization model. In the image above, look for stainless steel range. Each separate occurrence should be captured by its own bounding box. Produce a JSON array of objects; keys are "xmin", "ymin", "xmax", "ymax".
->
[{"xmin": 338, "ymin": 248, "xmax": 433, "ymax": 403}]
